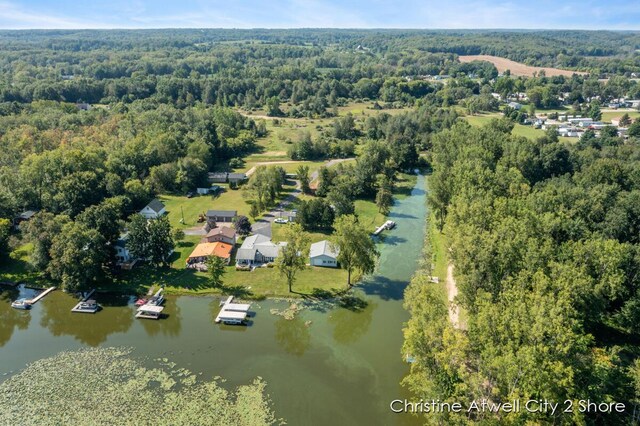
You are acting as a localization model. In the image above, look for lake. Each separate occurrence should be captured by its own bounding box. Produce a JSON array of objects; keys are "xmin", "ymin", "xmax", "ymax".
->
[{"xmin": 0, "ymin": 173, "xmax": 427, "ymax": 426}]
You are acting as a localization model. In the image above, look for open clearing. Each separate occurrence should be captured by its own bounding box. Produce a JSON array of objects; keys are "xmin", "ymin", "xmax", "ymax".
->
[{"xmin": 459, "ymin": 55, "xmax": 588, "ymax": 77}]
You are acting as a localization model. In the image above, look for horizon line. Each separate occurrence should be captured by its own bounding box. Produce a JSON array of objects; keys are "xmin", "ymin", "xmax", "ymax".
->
[{"xmin": 0, "ymin": 27, "xmax": 638, "ymax": 32}]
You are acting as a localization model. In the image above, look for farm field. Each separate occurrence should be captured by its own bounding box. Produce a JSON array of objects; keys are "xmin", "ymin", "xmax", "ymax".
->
[{"xmin": 459, "ymin": 55, "xmax": 588, "ymax": 77}]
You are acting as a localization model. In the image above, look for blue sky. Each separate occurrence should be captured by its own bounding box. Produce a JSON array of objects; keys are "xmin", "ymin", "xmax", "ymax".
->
[{"xmin": 0, "ymin": 0, "xmax": 638, "ymax": 30}]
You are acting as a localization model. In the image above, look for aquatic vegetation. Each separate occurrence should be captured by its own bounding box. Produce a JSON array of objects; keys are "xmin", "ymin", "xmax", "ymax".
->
[{"xmin": 0, "ymin": 347, "xmax": 280, "ymax": 425}]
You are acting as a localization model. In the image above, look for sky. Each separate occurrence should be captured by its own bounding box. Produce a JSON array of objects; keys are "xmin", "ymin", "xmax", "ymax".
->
[{"xmin": 0, "ymin": 0, "xmax": 638, "ymax": 30}]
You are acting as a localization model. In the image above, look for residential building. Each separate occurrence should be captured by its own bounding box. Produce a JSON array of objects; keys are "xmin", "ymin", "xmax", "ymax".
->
[
  {"xmin": 309, "ymin": 240, "xmax": 339, "ymax": 268},
  {"xmin": 236, "ymin": 234, "xmax": 286, "ymax": 266},
  {"xmin": 140, "ymin": 199, "xmax": 166, "ymax": 219},
  {"xmin": 206, "ymin": 210, "xmax": 237, "ymax": 226},
  {"xmin": 202, "ymin": 226, "xmax": 237, "ymax": 245},
  {"xmin": 13, "ymin": 210, "xmax": 37, "ymax": 230},
  {"xmin": 115, "ymin": 233, "xmax": 132, "ymax": 263},
  {"xmin": 186, "ymin": 242, "xmax": 233, "ymax": 265}
]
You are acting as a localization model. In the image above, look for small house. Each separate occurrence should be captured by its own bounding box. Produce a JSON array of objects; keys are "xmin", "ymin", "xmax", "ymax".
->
[
  {"xmin": 186, "ymin": 242, "xmax": 233, "ymax": 266},
  {"xmin": 227, "ymin": 173, "xmax": 247, "ymax": 185},
  {"xmin": 115, "ymin": 233, "xmax": 132, "ymax": 263},
  {"xmin": 208, "ymin": 172, "xmax": 228, "ymax": 183},
  {"xmin": 309, "ymin": 240, "xmax": 339, "ymax": 268},
  {"xmin": 13, "ymin": 210, "xmax": 37, "ymax": 230},
  {"xmin": 202, "ymin": 226, "xmax": 236, "ymax": 245},
  {"xmin": 206, "ymin": 210, "xmax": 237, "ymax": 226},
  {"xmin": 140, "ymin": 199, "xmax": 166, "ymax": 219},
  {"xmin": 236, "ymin": 234, "xmax": 286, "ymax": 266},
  {"xmin": 507, "ymin": 102, "xmax": 522, "ymax": 110}
]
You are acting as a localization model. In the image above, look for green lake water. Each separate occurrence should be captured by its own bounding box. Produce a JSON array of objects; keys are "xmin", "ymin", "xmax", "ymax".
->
[{"xmin": 0, "ymin": 173, "xmax": 427, "ymax": 426}]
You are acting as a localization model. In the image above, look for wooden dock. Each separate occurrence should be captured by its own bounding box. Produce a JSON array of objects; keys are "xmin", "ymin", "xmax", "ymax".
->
[{"xmin": 26, "ymin": 286, "xmax": 56, "ymax": 304}]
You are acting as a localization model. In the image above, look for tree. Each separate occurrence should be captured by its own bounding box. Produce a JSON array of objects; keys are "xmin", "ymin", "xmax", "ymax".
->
[
  {"xmin": 22, "ymin": 212, "xmax": 70, "ymax": 271},
  {"xmin": 332, "ymin": 215, "xmax": 378, "ymax": 287},
  {"xmin": 375, "ymin": 174, "xmax": 393, "ymax": 214},
  {"xmin": 48, "ymin": 222, "xmax": 106, "ymax": 291},
  {"xmin": 619, "ymin": 113, "xmax": 632, "ymax": 127},
  {"xmin": 206, "ymin": 255, "xmax": 226, "ymax": 287},
  {"xmin": 266, "ymin": 96, "xmax": 283, "ymax": 117},
  {"xmin": 172, "ymin": 228, "xmax": 185, "ymax": 243},
  {"xmin": 296, "ymin": 165, "xmax": 311, "ymax": 194},
  {"xmin": 628, "ymin": 121, "xmax": 640, "ymax": 138},
  {"xmin": 588, "ymin": 100, "xmax": 602, "ymax": 121},
  {"xmin": 276, "ymin": 223, "xmax": 310, "ymax": 293},
  {"xmin": 249, "ymin": 203, "xmax": 260, "ymax": 221},
  {"xmin": 297, "ymin": 199, "xmax": 334, "ymax": 231},
  {"xmin": 147, "ymin": 216, "xmax": 174, "ymax": 267},
  {"xmin": 0, "ymin": 218, "xmax": 10, "ymax": 263},
  {"xmin": 126, "ymin": 214, "xmax": 150, "ymax": 261},
  {"xmin": 234, "ymin": 215, "xmax": 252, "ymax": 236}
]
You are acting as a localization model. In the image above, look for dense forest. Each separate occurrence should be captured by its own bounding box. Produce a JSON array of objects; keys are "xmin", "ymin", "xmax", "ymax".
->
[{"xmin": 404, "ymin": 119, "xmax": 640, "ymax": 424}]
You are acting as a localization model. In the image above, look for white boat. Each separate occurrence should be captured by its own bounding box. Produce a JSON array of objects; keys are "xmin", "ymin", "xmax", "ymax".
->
[
  {"xmin": 147, "ymin": 288, "xmax": 164, "ymax": 306},
  {"xmin": 71, "ymin": 299, "xmax": 99, "ymax": 313},
  {"xmin": 11, "ymin": 298, "xmax": 31, "ymax": 310}
]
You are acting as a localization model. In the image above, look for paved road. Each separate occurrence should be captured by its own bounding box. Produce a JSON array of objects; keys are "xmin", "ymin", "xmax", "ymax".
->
[{"xmin": 249, "ymin": 158, "xmax": 354, "ymax": 238}]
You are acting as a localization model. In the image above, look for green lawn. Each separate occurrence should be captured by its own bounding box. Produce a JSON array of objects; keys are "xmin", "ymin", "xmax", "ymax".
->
[
  {"xmin": 464, "ymin": 114, "xmax": 573, "ymax": 143},
  {"xmin": 160, "ymin": 186, "xmax": 251, "ymax": 230},
  {"xmin": 0, "ymin": 243, "xmax": 41, "ymax": 286},
  {"xmin": 601, "ymin": 110, "xmax": 640, "ymax": 123}
]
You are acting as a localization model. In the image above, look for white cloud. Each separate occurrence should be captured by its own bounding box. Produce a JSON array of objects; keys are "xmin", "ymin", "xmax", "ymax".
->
[{"xmin": 0, "ymin": 1, "xmax": 113, "ymax": 29}]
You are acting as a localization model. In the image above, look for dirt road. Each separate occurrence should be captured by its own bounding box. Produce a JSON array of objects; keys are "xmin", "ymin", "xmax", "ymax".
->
[{"xmin": 446, "ymin": 263, "xmax": 461, "ymax": 329}]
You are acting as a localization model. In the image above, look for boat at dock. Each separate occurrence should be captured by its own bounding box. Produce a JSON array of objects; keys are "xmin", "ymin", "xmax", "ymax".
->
[
  {"xmin": 11, "ymin": 298, "xmax": 31, "ymax": 310},
  {"xmin": 216, "ymin": 296, "xmax": 250, "ymax": 325},
  {"xmin": 71, "ymin": 289, "xmax": 100, "ymax": 313},
  {"xmin": 136, "ymin": 304, "xmax": 164, "ymax": 320},
  {"xmin": 147, "ymin": 288, "xmax": 164, "ymax": 306},
  {"xmin": 134, "ymin": 298, "xmax": 148, "ymax": 306},
  {"xmin": 71, "ymin": 299, "xmax": 99, "ymax": 313},
  {"xmin": 373, "ymin": 220, "xmax": 396, "ymax": 236}
]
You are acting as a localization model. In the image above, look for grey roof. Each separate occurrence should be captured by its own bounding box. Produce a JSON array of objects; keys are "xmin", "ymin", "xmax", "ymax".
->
[
  {"xmin": 309, "ymin": 240, "xmax": 339, "ymax": 259},
  {"xmin": 227, "ymin": 173, "xmax": 247, "ymax": 180},
  {"xmin": 145, "ymin": 199, "xmax": 165, "ymax": 213},
  {"xmin": 206, "ymin": 210, "xmax": 237, "ymax": 218},
  {"xmin": 18, "ymin": 210, "xmax": 37, "ymax": 220},
  {"xmin": 206, "ymin": 226, "xmax": 236, "ymax": 239},
  {"xmin": 208, "ymin": 172, "xmax": 227, "ymax": 178},
  {"xmin": 238, "ymin": 234, "xmax": 284, "ymax": 260},
  {"xmin": 236, "ymin": 248, "xmax": 256, "ymax": 261},
  {"xmin": 240, "ymin": 234, "xmax": 271, "ymax": 248}
]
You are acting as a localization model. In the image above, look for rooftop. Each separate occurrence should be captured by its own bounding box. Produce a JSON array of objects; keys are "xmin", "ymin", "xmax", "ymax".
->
[
  {"xmin": 206, "ymin": 210, "xmax": 237, "ymax": 218},
  {"xmin": 310, "ymin": 240, "xmax": 339, "ymax": 258},
  {"xmin": 206, "ymin": 226, "xmax": 236, "ymax": 239},
  {"xmin": 187, "ymin": 242, "xmax": 233, "ymax": 260},
  {"xmin": 144, "ymin": 199, "xmax": 165, "ymax": 213}
]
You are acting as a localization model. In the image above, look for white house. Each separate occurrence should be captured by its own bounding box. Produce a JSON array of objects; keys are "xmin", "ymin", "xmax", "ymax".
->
[
  {"xmin": 309, "ymin": 240, "xmax": 339, "ymax": 268},
  {"xmin": 115, "ymin": 233, "xmax": 132, "ymax": 263},
  {"xmin": 140, "ymin": 199, "xmax": 166, "ymax": 219},
  {"xmin": 236, "ymin": 234, "xmax": 286, "ymax": 266}
]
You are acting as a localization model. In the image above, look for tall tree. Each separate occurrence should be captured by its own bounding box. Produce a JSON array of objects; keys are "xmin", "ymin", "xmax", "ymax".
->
[
  {"xmin": 0, "ymin": 218, "xmax": 10, "ymax": 264},
  {"xmin": 126, "ymin": 214, "xmax": 150, "ymax": 261},
  {"xmin": 147, "ymin": 216, "xmax": 174, "ymax": 267},
  {"xmin": 296, "ymin": 165, "xmax": 311, "ymax": 194},
  {"xmin": 332, "ymin": 215, "xmax": 378, "ymax": 287},
  {"xmin": 276, "ymin": 223, "xmax": 310, "ymax": 293},
  {"xmin": 375, "ymin": 174, "xmax": 394, "ymax": 214},
  {"xmin": 48, "ymin": 222, "xmax": 106, "ymax": 291},
  {"xmin": 22, "ymin": 212, "xmax": 70, "ymax": 271},
  {"xmin": 206, "ymin": 255, "xmax": 226, "ymax": 287}
]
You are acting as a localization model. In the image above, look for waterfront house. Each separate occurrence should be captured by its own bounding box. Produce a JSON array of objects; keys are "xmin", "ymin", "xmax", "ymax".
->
[
  {"xmin": 309, "ymin": 240, "xmax": 339, "ymax": 268},
  {"xmin": 236, "ymin": 234, "xmax": 286, "ymax": 266},
  {"xmin": 186, "ymin": 241, "xmax": 233, "ymax": 265}
]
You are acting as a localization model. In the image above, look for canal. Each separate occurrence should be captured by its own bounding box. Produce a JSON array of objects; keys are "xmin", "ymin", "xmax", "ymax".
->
[{"xmin": 0, "ymin": 173, "xmax": 427, "ymax": 426}]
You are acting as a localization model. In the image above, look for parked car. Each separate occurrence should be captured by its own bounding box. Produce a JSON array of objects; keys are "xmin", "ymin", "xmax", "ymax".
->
[
  {"xmin": 274, "ymin": 218, "xmax": 288, "ymax": 224},
  {"xmin": 186, "ymin": 192, "xmax": 194, "ymax": 198}
]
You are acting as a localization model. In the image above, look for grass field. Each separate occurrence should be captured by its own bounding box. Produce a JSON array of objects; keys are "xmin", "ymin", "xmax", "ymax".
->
[
  {"xmin": 459, "ymin": 55, "xmax": 587, "ymax": 77},
  {"xmin": 464, "ymin": 114, "xmax": 574, "ymax": 143},
  {"xmin": 601, "ymin": 110, "xmax": 640, "ymax": 123}
]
